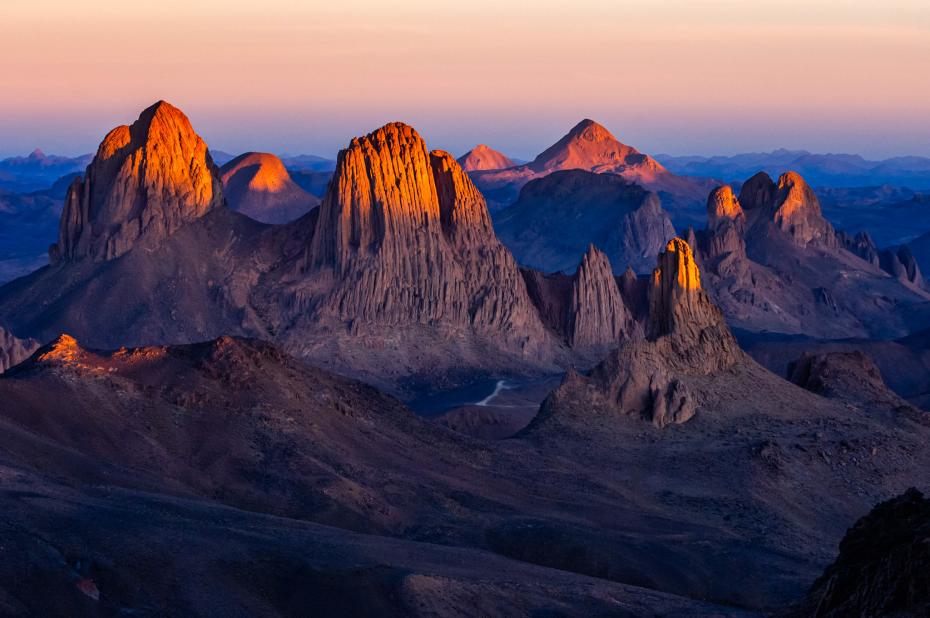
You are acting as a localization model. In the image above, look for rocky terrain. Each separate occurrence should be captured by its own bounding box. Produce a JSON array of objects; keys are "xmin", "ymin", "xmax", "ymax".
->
[
  {"xmin": 494, "ymin": 169, "xmax": 676, "ymax": 274},
  {"xmin": 221, "ymin": 152, "xmax": 319, "ymax": 223},
  {"xmin": 2, "ymin": 100, "xmax": 930, "ymax": 615}
]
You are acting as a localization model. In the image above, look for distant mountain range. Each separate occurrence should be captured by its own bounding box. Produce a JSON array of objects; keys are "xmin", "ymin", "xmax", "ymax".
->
[
  {"xmin": 0, "ymin": 149, "xmax": 91, "ymax": 193},
  {"xmin": 656, "ymin": 149, "xmax": 930, "ymax": 190}
]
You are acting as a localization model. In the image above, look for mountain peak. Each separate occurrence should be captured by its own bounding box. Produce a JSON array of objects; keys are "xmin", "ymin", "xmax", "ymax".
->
[
  {"xmin": 566, "ymin": 118, "xmax": 615, "ymax": 142},
  {"xmin": 220, "ymin": 152, "xmax": 317, "ymax": 224},
  {"xmin": 457, "ymin": 144, "xmax": 515, "ymax": 171},
  {"xmin": 28, "ymin": 148, "xmax": 46, "ymax": 160},
  {"xmin": 707, "ymin": 185, "xmax": 745, "ymax": 230},
  {"xmin": 52, "ymin": 101, "xmax": 223, "ymax": 262}
]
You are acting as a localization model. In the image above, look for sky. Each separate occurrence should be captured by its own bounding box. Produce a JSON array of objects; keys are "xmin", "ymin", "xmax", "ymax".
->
[{"xmin": 2, "ymin": 0, "xmax": 930, "ymax": 160}]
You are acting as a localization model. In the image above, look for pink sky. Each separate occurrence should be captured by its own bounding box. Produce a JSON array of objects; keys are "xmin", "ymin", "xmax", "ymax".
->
[{"xmin": 2, "ymin": 0, "xmax": 929, "ymax": 159}]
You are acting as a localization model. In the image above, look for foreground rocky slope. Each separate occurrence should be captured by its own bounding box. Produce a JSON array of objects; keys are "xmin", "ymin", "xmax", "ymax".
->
[{"xmin": 791, "ymin": 488, "xmax": 930, "ymax": 617}]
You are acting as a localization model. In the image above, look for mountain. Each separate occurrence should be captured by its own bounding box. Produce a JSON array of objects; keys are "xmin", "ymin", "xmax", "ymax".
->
[
  {"xmin": 908, "ymin": 228, "xmax": 930, "ymax": 274},
  {"xmin": 470, "ymin": 120, "xmax": 716, "ymax": 221},
  {"xmin": 53, "ymin": 100, "xmax": 224, "ymax": 262},
  {"xmin": 457, "ymin": 144, "xmax": 516, "ymax": 171},
  {"xmin": 494, "ymin": 169, "xmax": 676, "ymax": 275},
  {"xmin": 691, "ymin": 171, "xmax": 930, "ymax": 339},
  {"xmin": 656, "ymin": 149, "xmax": 930, "ymax": 190},
  {"xmin": 0, "ymin": 149, "xmax": 92, "ymax": 193},
  {"xmin": 265, "ymin": 122, "xmax": 564, "ymax": 385},
  {"xmin": 220, "ymin": 152, "xmax": 319, "ymax": 223},
  {"xmin": 0, "ymin": 187, "xmax": 62, "ymax": 283}
]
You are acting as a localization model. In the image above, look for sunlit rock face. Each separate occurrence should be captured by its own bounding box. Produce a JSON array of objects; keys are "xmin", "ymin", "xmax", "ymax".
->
[
  {"xmin": 220, "ymin": 152, "xmax": 318, "ymax": 224},
  {"xmin": 301, "ymin": 122, "xmax": 553, "ymax": 350},
  {"xmin": 534, "ymin": 238, "xmax": 743, "ymax": 430},
  {"xmin": 457, "ymin": 144, "xmax": 515, "ymax": 172},
  {"xmin": 568, "ymin": 245, "xmax": 637, "ymax": 349},
  {"xmin": 53, "ymin": 100, "xmax": 223, "ymax": 262},
  {"xmin": 738, "ymin": 170, "xmax": 836, "ymax": 248}
]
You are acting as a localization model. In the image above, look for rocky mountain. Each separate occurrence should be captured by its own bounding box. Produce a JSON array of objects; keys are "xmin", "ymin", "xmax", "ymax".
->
[
  {"xmin": 0, "ymin": 325, "xmax": 38, "ymax": 373},
  {"xmin": 220, "ymin": 152, "xmax": 319, "ymax": 223},
  {"xmin": 53, "ymin": 100, "xmax": 224, "ymax": 262},
  {"xmin": 791, "ymin": 488, "xmax": 930, "ymax": 617},
  {"xmin": 533, "ymin": 238, "xmax": 740, "ymax": 429},
  {"xmin": 470, "ymin": 119, "xmax": 715, "ymax": 220},
  {"xmin": 657, "ymin": 149, "xmax": 930, "ymax": 190},
  {"xmin": 692, "ymin": 171, "xmax": 930, "ymax": 339},
  {"xmin": 265, "ymin": 122, "xmax": 563, "ymax": 385},
  {"xmin": 457, "ymin": 144, "xmax": 515, "ymax": 172},
  {"xmin": 494, "ymin": 169, "xmax": 676, "ymax": 274}
]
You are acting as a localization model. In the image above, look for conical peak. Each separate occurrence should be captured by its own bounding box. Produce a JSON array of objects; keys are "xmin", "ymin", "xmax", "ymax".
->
[
  {"xmin": 707, "ymin": 185, "xmax": 745, "ymax": 230},
  {"xmin": 35, "ymin": 333, "xmax": 83, "ymax": 365},
  {"xmin": 457, "ymin": 144, "xmax": 515, "ymax": 171},
  {"xmin": 221, "ymin": 152, "xmax": 291, "ymax": 193},
  {"xmin": 567, "ymin": 119, "xmax": 616, "ymax": 142},
  {"xmin": 350, "ymin": 122, "xmax": 425, "ymax": 150}
]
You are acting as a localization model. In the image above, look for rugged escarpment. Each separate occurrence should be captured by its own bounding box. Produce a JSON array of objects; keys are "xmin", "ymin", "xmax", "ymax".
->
[
  {"xmin": 220, "ymin": 152, "xmax": 319, "ymax": 223},
  {"xmin": 494, "ymin": 169, "xmax": 676, "ymax": 274},
  {"xmin": 534, "ymin": 238, "xmax": 742, "ymax": 429},
  {"xmin": 270, "ymin": 122, "xmax": 558, "ymax": 378},
  {"xmin": 0, "ymin": 325, "xmax": 38, "ymax": 373},
  {"xmin": 52, "ymin": 100, "xmax": 224, "ymax": 262},
  {"xmin": 792, "ymin": 488, "xmax": 930, "ymax": 617}
]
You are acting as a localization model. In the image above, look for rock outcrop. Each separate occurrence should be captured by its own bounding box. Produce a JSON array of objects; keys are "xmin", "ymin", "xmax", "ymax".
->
[
  {"xmin": 457, "ymin": 144, "xmax": 515, "ymax": 172},
  {"xmin": 737, "ymin": 171, "xmax": 836, "ymax": 248},
  {"xmin": 568, "ymin": 246, "xmax": 637, "ymax": 349},
  {"xmin": 793, "ymin": 488, "xmax": 930, "ymax": 617},
  {"xmin": 0, "ymin": 325, "xmax": 39, "ymax": 373},
  {"xmin": 787, "ymin": 350, "xmax": 915, "ymax": 411},
  {"xmin": 220, "ymin": 152, "xmax": 319, "ymax": 223},
  {"xmin": 286, "ymin": 122, "xmax": 554, "ymax": 365},
  {"xmin": 535, "ymin": 238, "xmax": 741, "ymax": 429},
  {"xmin": 52, "ymin": 101, "xmax": 224, "ymax": 262},
  {"xmin": 838, "ymin": 230, "xmax": 880, "ymax": 266},
  {"xmin": 879, "ymin": 245, "xmax": 925, "ymax": 289},
  {"xmin": 494, "ymin": 169, "xmax": 676, "ymax": 274}
]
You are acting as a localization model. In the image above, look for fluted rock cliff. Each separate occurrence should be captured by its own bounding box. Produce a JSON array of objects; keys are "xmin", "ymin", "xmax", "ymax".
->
[
  {"xmin": 284, "ymin": 122, "xmax": 555, "ymax": 368},
  {"xmin": 220, "ymin": 152, "xmax": 319, "ymax": 223},
  {"xmin": 52, "ymin": 101, "xmax": 224, "ymax": 262},
  {"xmin": 0, "ymin": 325, "xmax": 39, "ymax": 373},
  {"xmin": 568, "ymin": 246, "xmax": 638, "ymax": 349},
  {"xmin": 738, "ymin": 170, "xmax": 836, "ymax": 248},
  {"xmin": 534, "ymin": 239, "xmax": 742, "ymax": 429},
  {"xmin": 879, "ymin": 245, "xmax": 926, "ymax": 289},
  {"xmin": 838, "ymin": 230, "xmax": 880, "ymax": 266},
  {"xmin": 457, "ymin": 144, "xmax": 515, "ymax": 172},
  {"xmin": 494, "ymin": 170, "xmax": 675, "ymax": 274}
]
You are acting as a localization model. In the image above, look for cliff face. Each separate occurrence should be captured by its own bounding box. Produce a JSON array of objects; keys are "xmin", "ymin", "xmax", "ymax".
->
[
  {"xmin": 568, "ymin": 246, "xmax": 637, "ymax": 349},
  {"xmin": 0, "ymin": 325, "xmax": 39, "ymax": 373},
  {"xmin": 53, "ymin": 101, "xmax": 223, "ymax": 262},
  {"xmin": 296, "ymin": 122, "xmax": 553, "ymax": 357}
]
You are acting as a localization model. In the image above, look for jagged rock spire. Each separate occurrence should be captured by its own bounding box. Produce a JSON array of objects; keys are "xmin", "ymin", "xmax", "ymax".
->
[
  {"xmin": 53, "ymin": 101, "xmax": 223, "ymax": 262},
  {"xmin": 568, "ymin": 245, "xmax": 637, "ymax": 349}
]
